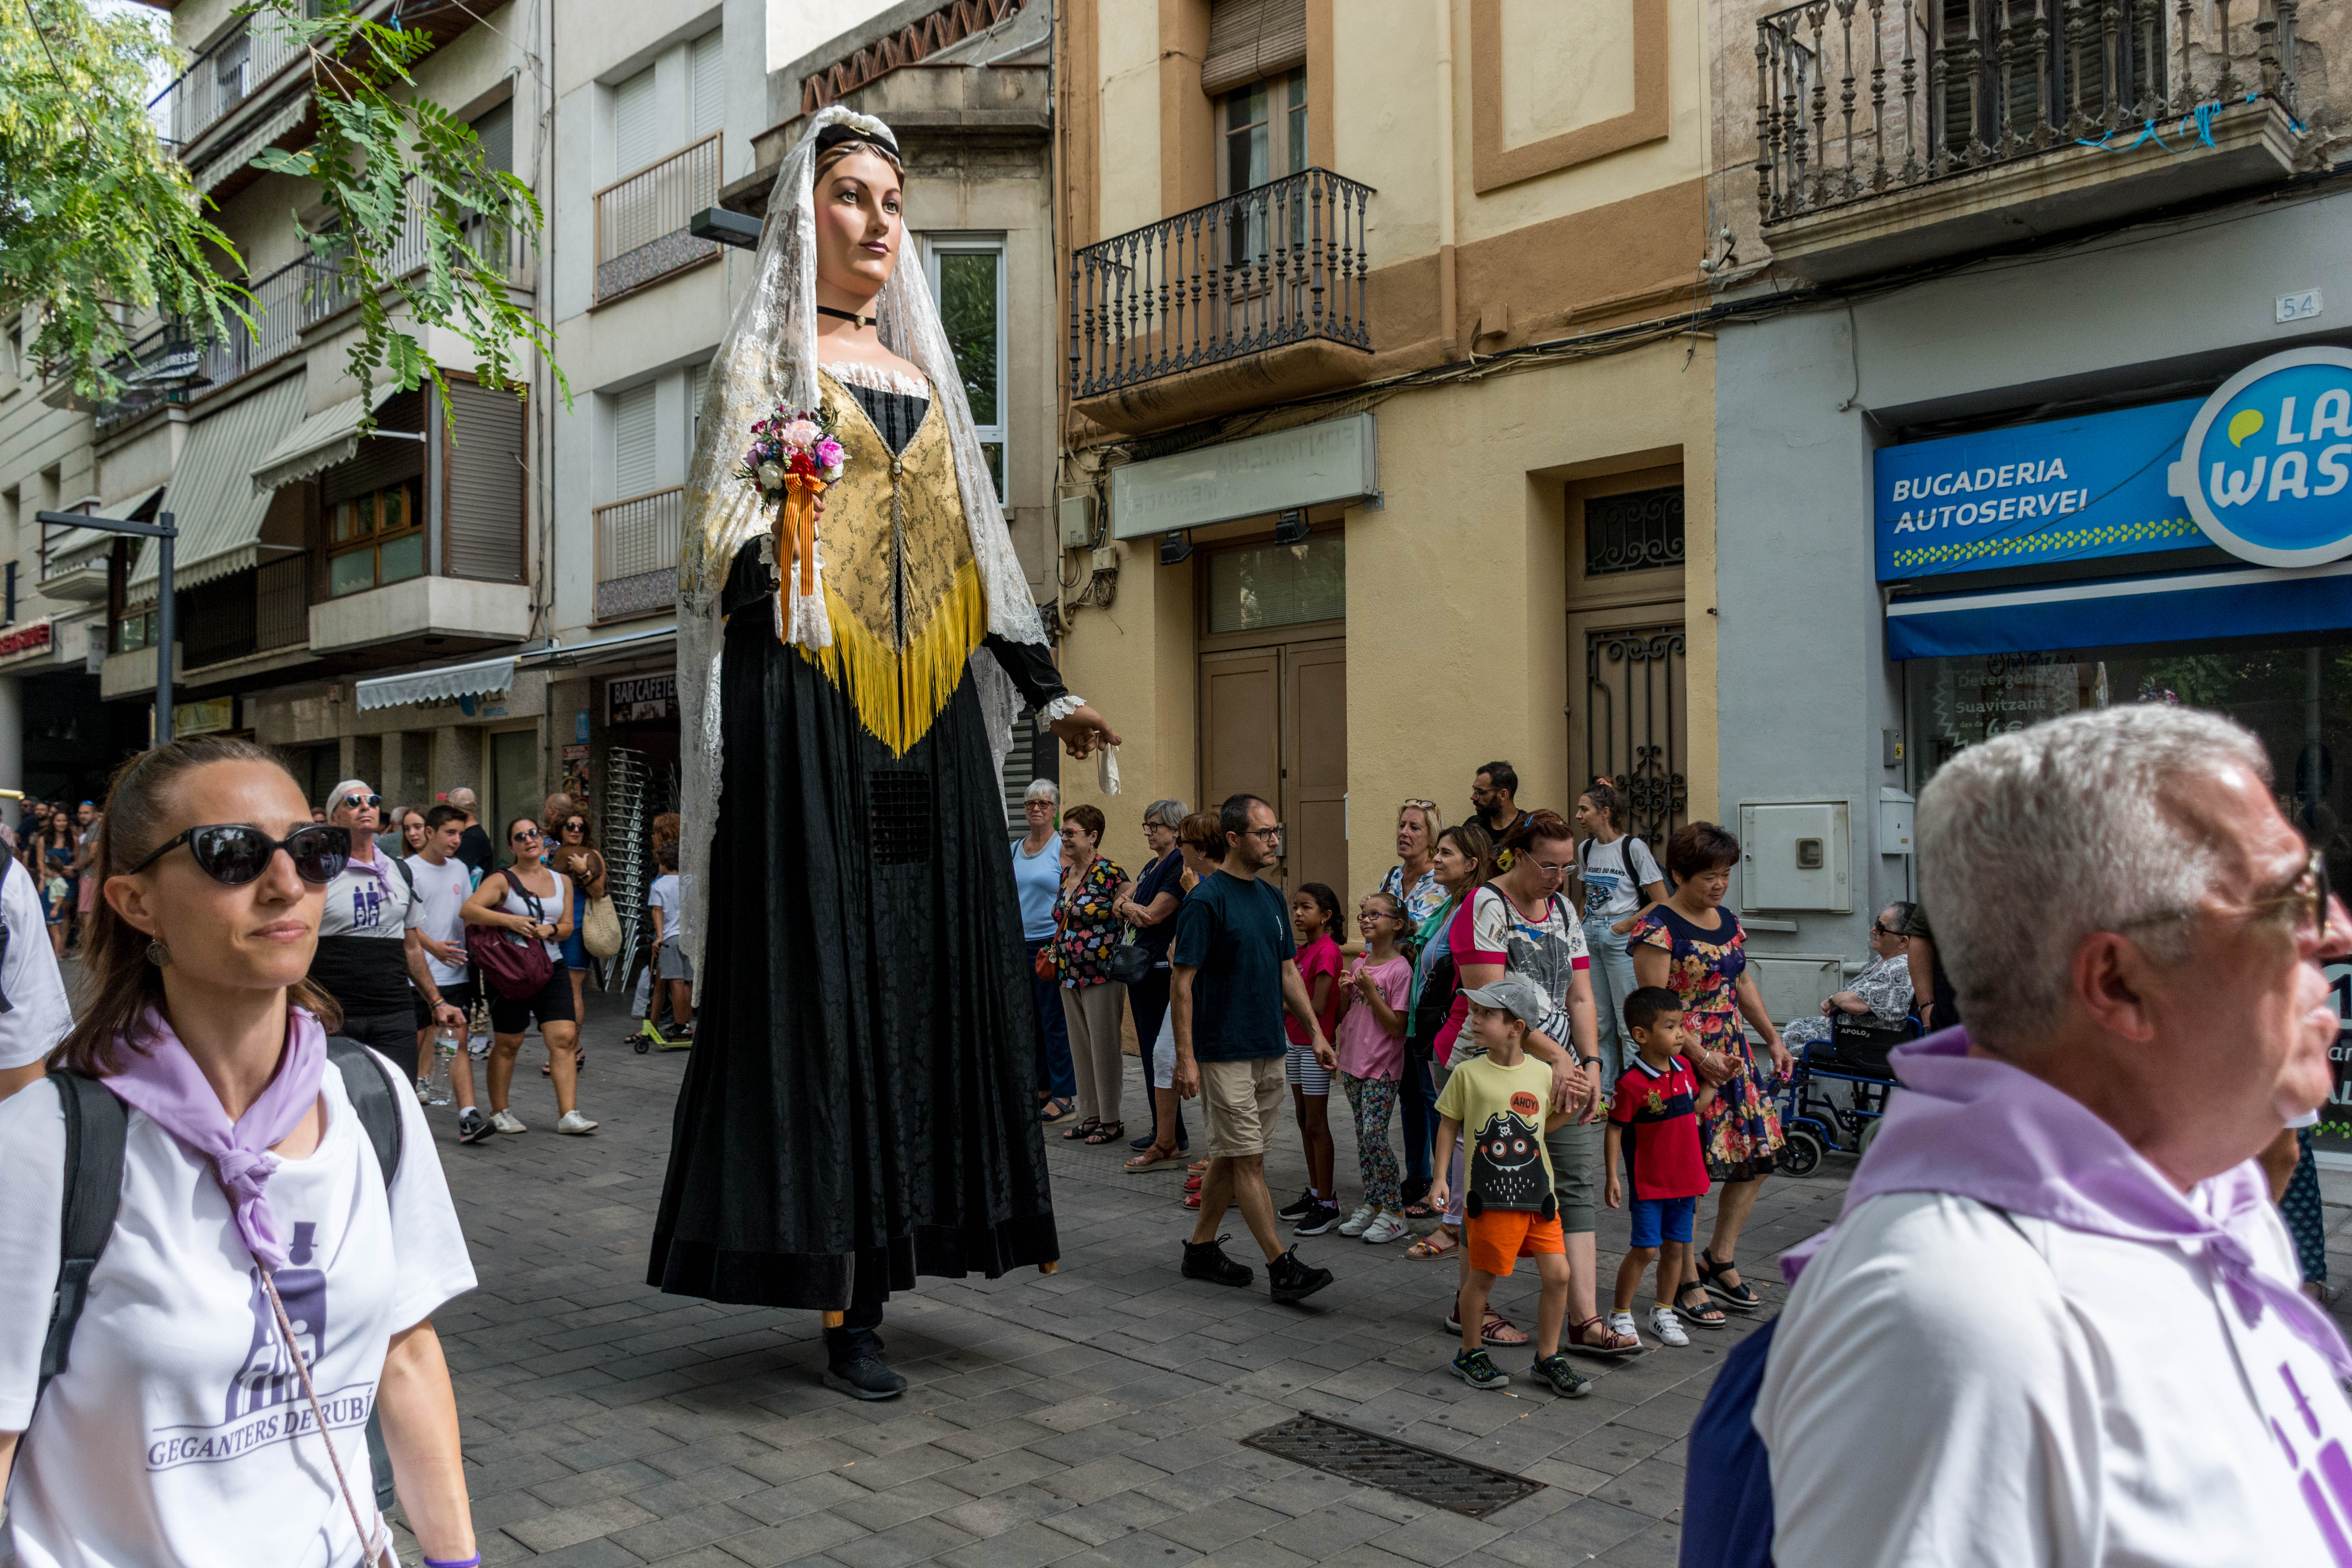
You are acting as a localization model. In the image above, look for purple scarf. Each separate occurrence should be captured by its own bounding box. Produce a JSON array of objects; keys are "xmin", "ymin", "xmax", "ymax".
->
[
  {"xmin": 1783, "ymin": 1027, "xmax": 2352, "ymax": 1379},
  {"xmin": 105, "ymin": 1007, "xmax": 328, "ymax": 1270}
]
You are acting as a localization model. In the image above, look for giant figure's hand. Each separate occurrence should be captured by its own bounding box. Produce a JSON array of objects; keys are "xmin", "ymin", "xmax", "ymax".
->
[{"xmin": 1049, "ymin": 706, "xmax": 1122, "ymax": 759}]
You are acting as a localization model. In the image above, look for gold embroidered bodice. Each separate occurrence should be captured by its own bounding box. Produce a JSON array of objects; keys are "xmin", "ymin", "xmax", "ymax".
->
[{"xmin": 797, "ymin": 369, "xmax": 987, "ymax": 754}]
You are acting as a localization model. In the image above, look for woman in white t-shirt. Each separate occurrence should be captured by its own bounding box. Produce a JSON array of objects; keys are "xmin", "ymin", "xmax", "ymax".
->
[
  {"xmin": 1570, "ymin": 781, "xmax": 1667, "ymax": 1089},
  {"xmin": 0, "ymin": 735, "xmax": 479, "ymax": 1568}
]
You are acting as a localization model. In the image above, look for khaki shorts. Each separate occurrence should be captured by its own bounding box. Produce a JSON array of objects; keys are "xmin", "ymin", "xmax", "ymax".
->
[
  {"xmin": 1544, "ymin": 1116, "xmax": 1601, "ymax": 1236},
  {"xmin": 1200, "ymin": 1054, "xmax": 1286, "ymax": 1159}
]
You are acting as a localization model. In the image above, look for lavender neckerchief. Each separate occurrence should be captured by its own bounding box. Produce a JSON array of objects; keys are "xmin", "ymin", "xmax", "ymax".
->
[
  {"xmin": 105, "ymin": 1007, "xmax": 328, "ymax": 1270},
  {"xmin": 1782, "ymin": 1027, "xmax": 2352, "ymax": 1379}
]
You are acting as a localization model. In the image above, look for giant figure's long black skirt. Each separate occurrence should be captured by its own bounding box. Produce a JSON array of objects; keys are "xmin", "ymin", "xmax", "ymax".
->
[{"xmin": 646, "ymin": 544, "xmax": 1059, "ymax": 1309}]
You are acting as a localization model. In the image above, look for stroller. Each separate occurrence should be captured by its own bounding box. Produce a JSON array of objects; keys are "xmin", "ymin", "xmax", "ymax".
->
[{"xmin": 1774, "ymin": 1009, "xmax": 1918, "ymax": 1176}]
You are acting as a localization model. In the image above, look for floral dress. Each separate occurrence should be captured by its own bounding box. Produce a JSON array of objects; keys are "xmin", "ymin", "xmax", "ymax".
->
[
  {"xmin": 1054, "ymin": 855, "xmax": 1128, "ymax": 987},
  {"xmin": 1633, "ymin": 904, "xmax": 1783, "ymax": 1180},
  {"xmin": 1379, "ymin": 864, "xmax": 1446, "ymax": 928}
]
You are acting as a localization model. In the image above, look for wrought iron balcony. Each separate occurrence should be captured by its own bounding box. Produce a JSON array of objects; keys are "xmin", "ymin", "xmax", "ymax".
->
[
  {"xmin": 1755, "ymin": 0, "xmax": 2303, "ymax": 270},
  {"xmin": 595, "ymin": 135, "xmax": 722, "ymax": 302},
  {"xmin": 594, "ymin": 486, "xmax": 682, "ymax": 621},
  {"xmin": 1069, "ymin": 169, "xmax": 1373, "ymax": 409},
  {"xmin": 154, "ymin": 11, "xmax": 303, "ymax": 150}
]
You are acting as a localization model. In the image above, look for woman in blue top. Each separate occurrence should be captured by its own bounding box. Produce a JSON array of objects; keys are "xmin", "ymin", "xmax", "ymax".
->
[
  {"xmin": 1116, "ymin": 799, "xmax": 1192, "ymax": 1161},
  {"xmin": 1013, "ymin": 779, "xmax": 1076, "ymax": 1122}
]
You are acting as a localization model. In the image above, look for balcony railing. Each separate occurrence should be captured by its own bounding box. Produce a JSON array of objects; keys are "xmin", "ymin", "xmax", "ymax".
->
[
  {"xmin": 1755, "ymin": 0, "xmax": 2301, "ymax": 223},
  {"xmin": 1069, "ymin": 169, "xmax": 1373, "ymax": 402},
  {"xmin": 155, "ymin": 12, "xmax": 304, "ymax": 149},
  {"xmin": 594, "ymin": 135, "xmax": 722, "ymax": 302},
  {"xmin": 594, "ymin": 487, "xmax": 682, "ymax": 621}
]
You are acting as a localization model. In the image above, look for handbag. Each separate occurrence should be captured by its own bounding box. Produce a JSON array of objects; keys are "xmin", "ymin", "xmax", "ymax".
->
[
  {"xmin": 466, "ymin": 869, "xmax": 557, "ymax": 1000},
  {"xmin": 1104, "ymin": 928, "xmax": 1152, "ymax": 986},
  {"xmin": 582, "ymin": 895, "xmax": 622, "ymax": 960},
  {"xmin": 1033, "ymin": 906, "xmax": 1064, "ymax": 981}
]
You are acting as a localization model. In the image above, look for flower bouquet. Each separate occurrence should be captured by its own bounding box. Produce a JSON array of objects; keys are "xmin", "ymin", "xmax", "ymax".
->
[{"xmin": 736, "ymin": 402, "xmax": 846, "ymax": 646}]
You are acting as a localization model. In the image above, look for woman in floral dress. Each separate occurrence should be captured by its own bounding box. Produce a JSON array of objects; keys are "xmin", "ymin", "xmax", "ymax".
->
[
  {"xmin": 1054, "ymin": 803, "xmax": 1131, "ymax": 1145},
  {"xmin": 1632, "ymin": 821, "xmax": 1792, "ymax": 1326}
]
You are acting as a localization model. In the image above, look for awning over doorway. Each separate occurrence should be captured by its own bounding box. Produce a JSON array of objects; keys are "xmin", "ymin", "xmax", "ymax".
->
[
  {"xmin": 1885, "ymin": 560, "xmax": 2352, "ymax": 660},
  {"xmin": 125, "ymin": 374, "xmax": 309, "ymax": 608},
  {"xmin": 354, "ymin": 654, "xmax": 518, "ymax": 711},
  {"xmin": 250, "ymin": 383, "xmax": 399, "ymax": 495}
]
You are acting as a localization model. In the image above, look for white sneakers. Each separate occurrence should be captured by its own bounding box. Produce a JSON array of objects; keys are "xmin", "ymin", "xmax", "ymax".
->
[
  {"xmin": 1336, "ymin": 1203, "xmax": 1379, "ymax": 1237},
  {"xmin": 1649, "ymin": 1305, "xmax": 1690, "ymax": 1347},
  {"xmin": 1360, "ymin": 1212, "xmax": 1410, "ymax": 1245},
  {"xmin": 490, "ymin": 1110, "xmax": 528, "ymax": 1134},
  {"xmin": 556, "ymin": 1110, "xmax": 599, "ymax": 1135},
  {"xmin": 1608, "ymin": 1308, "xmax": 1641, "ymax": 1347}
]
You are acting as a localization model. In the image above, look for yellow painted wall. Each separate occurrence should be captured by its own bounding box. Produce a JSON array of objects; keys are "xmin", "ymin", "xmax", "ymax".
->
[{"xmin": 1094, "ymin": 0, "xmax": 1166, "ymax": 237}]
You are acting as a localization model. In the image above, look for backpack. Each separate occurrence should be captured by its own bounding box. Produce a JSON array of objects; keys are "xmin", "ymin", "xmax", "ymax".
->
[
  {"xmin": 39, "ymin": 1036, "xmax": 407, "ymax": 1510},
  {"xmin": 1679, "ymin": 1316, "xmax": 1779, "ymax": 1566}
]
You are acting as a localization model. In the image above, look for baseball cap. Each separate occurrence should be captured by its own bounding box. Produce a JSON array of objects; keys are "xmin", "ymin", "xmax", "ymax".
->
[{"xmin": 1461, "ymin": 974, "xmax": 1548, "ymax": 1028}]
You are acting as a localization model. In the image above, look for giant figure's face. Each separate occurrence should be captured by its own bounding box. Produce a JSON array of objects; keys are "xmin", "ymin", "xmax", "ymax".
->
[{"xmin": 815, "ymin": 149, "xmax": 904, "ymax": 303}]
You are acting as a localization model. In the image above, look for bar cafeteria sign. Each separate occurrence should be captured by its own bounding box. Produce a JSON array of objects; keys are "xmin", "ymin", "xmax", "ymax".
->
[{"xmin": 608, "ymin": 672, "xmax": 675, "ymax": 724}]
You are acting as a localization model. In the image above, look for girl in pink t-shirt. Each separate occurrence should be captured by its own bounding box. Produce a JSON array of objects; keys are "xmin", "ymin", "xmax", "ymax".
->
[
  {"xmin": 1333, "ymin": 891, "xmax": 1414, "ymax": 1243},
  {"xmin": 1284, "ymin": 884, "xmax": 1345, "ymax": 1231}
]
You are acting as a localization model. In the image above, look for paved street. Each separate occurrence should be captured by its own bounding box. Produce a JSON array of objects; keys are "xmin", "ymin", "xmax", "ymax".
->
[{"xmin": 410, "ymin": 987, "xmax": 2352, "ymax": 1567}]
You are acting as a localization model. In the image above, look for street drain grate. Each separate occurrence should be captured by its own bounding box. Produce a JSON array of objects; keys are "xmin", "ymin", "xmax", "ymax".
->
[{"xmin": 1239, "ymin": 1414, "xmax": 1544, "ymax": 1518}]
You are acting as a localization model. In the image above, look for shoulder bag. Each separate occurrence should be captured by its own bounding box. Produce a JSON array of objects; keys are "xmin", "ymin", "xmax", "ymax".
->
[
  {"xmin": 466, "ymin": 868, "xmax": 557, "ymax": 1000},
  {"xmin": 579, "ymin": 851, "xmax": 622, "ymax": 960}
]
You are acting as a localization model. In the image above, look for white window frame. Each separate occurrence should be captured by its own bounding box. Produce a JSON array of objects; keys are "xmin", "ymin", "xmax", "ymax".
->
[{"xmin": 923, "ymin": 234, "xmax": 1008, "ymax": 502}]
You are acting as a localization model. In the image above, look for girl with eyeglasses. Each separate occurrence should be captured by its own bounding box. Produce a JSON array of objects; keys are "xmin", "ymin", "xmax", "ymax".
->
[
  {"xmin": 460, "ymin": 819, "xmax": 593, "ymax": 1136},
  {"xmin": 0, "ymin": 736, "xmax": 478, "ymax": 1568}
]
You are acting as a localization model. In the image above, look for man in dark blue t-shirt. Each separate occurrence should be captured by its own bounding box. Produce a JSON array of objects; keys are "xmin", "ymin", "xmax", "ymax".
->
[{"xmin": 1171, "ymin": 793, "xmax": 1337, "ymax": 1305}]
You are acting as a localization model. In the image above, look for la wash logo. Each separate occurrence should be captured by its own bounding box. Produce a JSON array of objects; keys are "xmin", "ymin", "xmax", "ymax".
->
[{"xmin": 2169, "ymin": 347, "xmax": 2352, "ymax": 567}]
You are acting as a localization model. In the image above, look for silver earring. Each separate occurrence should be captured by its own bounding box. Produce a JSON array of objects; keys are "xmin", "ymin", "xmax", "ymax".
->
[{"xmin": 146, "ymin": 939, "xmax": 171, "ymax": 967}]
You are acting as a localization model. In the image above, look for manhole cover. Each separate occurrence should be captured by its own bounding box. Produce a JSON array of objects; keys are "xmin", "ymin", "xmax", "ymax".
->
[{"xmin": 1240, "ymin": 1414, "xmax": 1544, "ymax": 1518}]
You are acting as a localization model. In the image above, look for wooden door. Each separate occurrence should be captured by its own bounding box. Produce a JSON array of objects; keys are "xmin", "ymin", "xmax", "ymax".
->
[{"xmin": 1284, "ymin": 639, "xmax": 1348, "ymax": 909}]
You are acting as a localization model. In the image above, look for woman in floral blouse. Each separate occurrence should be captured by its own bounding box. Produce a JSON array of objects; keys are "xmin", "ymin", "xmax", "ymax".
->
[
  {"xmin": 1055, "ymin": 803, "xmax": 1131, "ymax": 1145},
  {"xmin": 1632, "ymin": 821, "xmax": 1792, "ymax": 1327},
  {"xmin": 1780, "ymin": 901, "xmax": 1917, "ymax": 1053}
]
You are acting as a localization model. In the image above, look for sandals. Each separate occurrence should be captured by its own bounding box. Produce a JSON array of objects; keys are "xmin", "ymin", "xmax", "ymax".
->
[
  {"xmin": 1125, "ymin": 1145, "xmax": 1183, "ymax": 1172},
  {"xmin": 1084, "ymin": 1121, "xmax": 1127, "ymax": 1146},
  {"xmin": 1038, "ymin": 1097, "xmax": 1076, "ymax": 1123},
  {"xmin": 1699, "ymin": 1249, "xmax": 1764, "ymax": 1312},
  {"xmin": 1674, "ymin": 1284, "xmax": 1728, "ymax": 1328},
  {"xmin": 1405, "ymin": 1228, "xmax": 1458, "ymax": 1260},
  {"xmin": 1565, "ymin": 1316, "xmax": 1646, "ymax": 1358},
  {"xmin": 1402, "ymin": 1200, "xmax": 1438, "ymax": 1220},
  {"xmin": 1061, "ymin": 1117, "xmax": 1102, "ymax": 1141}
]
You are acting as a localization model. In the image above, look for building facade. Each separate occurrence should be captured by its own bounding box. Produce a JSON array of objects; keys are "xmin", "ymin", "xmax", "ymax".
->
[{"xmin": 1052, "ymin": 0, "xmax": 1721, "ymax": 906}]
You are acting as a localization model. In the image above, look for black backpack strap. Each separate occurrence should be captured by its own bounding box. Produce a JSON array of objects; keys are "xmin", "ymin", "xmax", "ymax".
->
[
  {"xmin": 325, "ymin": 1035, "xmax": 402, "ymax": 1191},
  {"xmin": 39, "ymin": 1069, "xmax": 128, "ymax": 1399}
]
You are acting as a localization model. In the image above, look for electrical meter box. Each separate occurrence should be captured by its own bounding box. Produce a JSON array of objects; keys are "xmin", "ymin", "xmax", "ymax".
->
[
  {"xmin": 1058, "ymin": 495, "xmax": 1095, "ymax": 551},
  {"xmin": 1880, "ymin": 787, "xmax": 1915, "ymax": 856},
  {"xmin": 1739, "ymin": 801, "xmax": 1851, "ymax": 912}
]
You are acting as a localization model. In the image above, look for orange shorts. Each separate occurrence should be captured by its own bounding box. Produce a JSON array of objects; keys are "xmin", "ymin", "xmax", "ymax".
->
[{"xmin": 1463, "ymin": 1209, "xmax": 1565, "ymax": 1277}]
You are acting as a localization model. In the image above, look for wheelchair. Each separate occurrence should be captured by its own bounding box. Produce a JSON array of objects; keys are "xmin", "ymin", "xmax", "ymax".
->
[{"xmin": 1774, "ymin": 1009, "xmax": 1918, "ymax": 1176}]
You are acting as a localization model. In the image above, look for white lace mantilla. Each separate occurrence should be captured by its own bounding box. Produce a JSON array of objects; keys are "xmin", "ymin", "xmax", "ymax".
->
[{"xmin": 821, "ymin": 359, "xmax": 932, "ymax": 399}]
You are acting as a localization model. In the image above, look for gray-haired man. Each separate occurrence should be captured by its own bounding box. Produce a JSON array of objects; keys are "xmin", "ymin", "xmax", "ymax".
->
[{"xmin": 1687, "ymin": 704, "xmax": 2352, "ymax": 1566}]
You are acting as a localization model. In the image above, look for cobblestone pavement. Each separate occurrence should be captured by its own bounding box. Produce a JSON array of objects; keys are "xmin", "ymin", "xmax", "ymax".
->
[{"xmin": 412, "ymin": 985, "xmax": 2352, "ymax": 1567}]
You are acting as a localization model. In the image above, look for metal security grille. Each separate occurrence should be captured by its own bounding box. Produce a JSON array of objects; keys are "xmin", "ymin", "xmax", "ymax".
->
[
  {"xmin": 1587, "ymin": 624, "xmax": 1688, "ymax": 854},
  {"xmin": 870, "ymin": 771, "xmax": 935, "ymax": 866},
  {"xmin": 1584, "ymin": 486, "xmax": 1685, "ymax": 577},
  {"xmin": 1240, "ymin": 1415, "xmax": 1544, "ymax": 1518}
]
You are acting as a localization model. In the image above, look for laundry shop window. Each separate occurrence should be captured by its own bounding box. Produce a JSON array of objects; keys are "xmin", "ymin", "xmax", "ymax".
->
[
  {"xmin": 328, "ymin": 480, "xmax": 424, "ymax": 597},
  {"xmin": 1205, "ymin": 532, "xmax": 1344, "ymax": 635}
]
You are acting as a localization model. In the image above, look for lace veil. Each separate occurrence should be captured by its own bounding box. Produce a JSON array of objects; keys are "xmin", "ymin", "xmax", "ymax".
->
[{"xmin": 673, "ymin": 105, "xmax": 1045, "ymax": 993}]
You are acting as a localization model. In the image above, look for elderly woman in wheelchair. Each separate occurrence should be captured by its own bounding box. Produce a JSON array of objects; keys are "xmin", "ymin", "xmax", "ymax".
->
[{"xmin": 1776, "ymin": 901, "xmax": 1919, "ymax": 1174}]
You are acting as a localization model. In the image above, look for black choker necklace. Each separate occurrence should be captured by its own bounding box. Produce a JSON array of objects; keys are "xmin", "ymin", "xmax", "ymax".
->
[{"xmin": 817, "ymin": 305, "xmax": 878, "ymax": 328}]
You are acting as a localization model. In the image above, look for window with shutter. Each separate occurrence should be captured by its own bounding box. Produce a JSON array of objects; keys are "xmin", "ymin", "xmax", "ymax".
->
[
  {"xmin": 612, "ymin": 382, "xmax": 657, "ymax": 501},
  {"xmin": 612, "ymin": 65, "xmax": 657, "ymax": 178},
  {"xmin": 1201, "ymin": 0, "xmax": 1307, "ymax": 96},
  {"xmin": 445, "ymin": 381, "xmax": 527, "ymax": 583},
  {"xmin": 690, "ymin": 30, "xmax": 724, "ymax": 139},
  {"xmin": 471, "ymin": 100, "xmax": 513, "ymax": 174}
]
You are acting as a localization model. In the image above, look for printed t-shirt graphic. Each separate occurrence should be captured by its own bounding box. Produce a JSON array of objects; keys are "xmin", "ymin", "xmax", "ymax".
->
[{"xmin": 1436, "ymin": 1053, "xmax": 1558, "ymax": 1214}]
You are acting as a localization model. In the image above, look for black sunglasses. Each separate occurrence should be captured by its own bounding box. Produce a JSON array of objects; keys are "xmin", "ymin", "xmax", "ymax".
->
[
  {"xmin": 129, "ymin": 823, "xmax": 352, "ymax": 887},
  {"xmin": 511, "ymin": 827, "xmax": 541, "ymax": 842},
  {"xmin": 338, "ymin": 792, "xmax": 383, "ymax": 812}
]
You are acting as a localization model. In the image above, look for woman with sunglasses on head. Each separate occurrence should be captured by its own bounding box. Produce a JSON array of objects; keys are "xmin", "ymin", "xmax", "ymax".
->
[
  {"xmin": 313, "ymin": 782, "xmax": 466, "ymax": 1105},
  {"xmin": 462, "ymin": 818, "xmax": 593, "ymax": 1136},
  {"xmin": 0, "ymin": 736, "xmax": 478, "ymax": 1568},
  {"xmin": 544, "ymin": 813, "xmax": 608, "ymax": 1071},
  {"xmin": 1379, "ymin": 800, "xmax": 1447, "ymax": 932}
]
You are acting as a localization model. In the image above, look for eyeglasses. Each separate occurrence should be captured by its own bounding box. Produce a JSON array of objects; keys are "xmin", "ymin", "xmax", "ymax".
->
[
  {"xmin": 1401, "ymin": 799, "xmax": 1437, "ymax": 814},
  {"xmin": 129, "ymin": 823, "xmax": 351, "ymax": 887},
  {"xmin": 511, "ymin": 828, "xmax": 541, "ymax": 844},
  {"xmin": 563, "ymin": 820, "xmax": 586, "ymax": 833},
  {"xmin": 338, "ymin": 792, "xmax": 382, "ymax": 812},
  {"xmin": 2122, "ymin": 848, "xmax": 2332, "ymax": 945},
  {"xmin": 1531, "ymin": 859, "xmax": 1575, "ymax": 877},
  {"xmin": 1243, "ymin": 824, "xmax": 1285, "ymax": 841},
  {"xmin": 1871, "ymin": 920, "xmax": 1905, "ymax": 938}
]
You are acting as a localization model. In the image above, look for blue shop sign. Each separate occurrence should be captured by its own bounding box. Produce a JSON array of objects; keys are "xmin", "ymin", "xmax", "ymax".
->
[
  {"xmin": 1875, "ymin": 400, "xmax": 2202, "ymax": 580},
  {"xmin": 2167, "ymin": 347, "xmax": 2352, "ymax": 566}
]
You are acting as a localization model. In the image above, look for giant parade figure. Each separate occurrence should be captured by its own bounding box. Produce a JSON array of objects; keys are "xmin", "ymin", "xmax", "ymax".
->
[{"xmin": 648, "ymin": 107, "xmax": 1121, "ymax": 1398}]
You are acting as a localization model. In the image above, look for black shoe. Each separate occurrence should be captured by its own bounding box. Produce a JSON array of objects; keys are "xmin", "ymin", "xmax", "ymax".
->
[
  {"xmin": 822, "ymin": 1327, "xmax": 906, "ymax": 1401},
  {"xmin": 1181, "ymin": 1236, "xmax": 1254, "ymax": 1287},
  {"xmin": 1131, "ymin": 1129, "xmax": 1159, "ymax": 1151},
  {"xmin": 1268, "ymin": 1248, "xmax": 1334, "ymax": 1305},
  {"xmin": 456, "ymin": 1107, "xmax": 497, "ymax": 1145},
  {"xmin": 1294, "ymin": 1201, "xmax": 1342, "ymax": 1236},
  {"xmin": 1277, "ymin": 1188, "xmax": 1319, "ymax": 1221}
]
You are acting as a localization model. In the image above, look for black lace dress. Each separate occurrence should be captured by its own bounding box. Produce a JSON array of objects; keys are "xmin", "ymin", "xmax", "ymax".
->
[{"xmin": 646, "ymin": 381, "xmax": 1065, "ymax": 1311}]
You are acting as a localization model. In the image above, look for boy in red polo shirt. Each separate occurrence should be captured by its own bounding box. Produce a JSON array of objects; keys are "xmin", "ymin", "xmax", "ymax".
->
[{"xmin": 1605, "ymin": 986, "xmax": 1718, "ymax": 1348}]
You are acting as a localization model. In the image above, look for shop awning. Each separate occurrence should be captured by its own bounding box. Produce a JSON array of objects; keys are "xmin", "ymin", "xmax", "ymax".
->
[
  {"xmin": 1886, "ymin": 559, "xmax": 2352, "ymax": 660},
  {"xmin": 126, "ymin": 374, "xmax": 309, "ymax": 608},
  {"xmin": 45, "ymin": 484, "xmax": 164, "ymax": 570},
  {"xmin": 250, "ymin": 384, "xmax": 399, "ymax": 495},
  {"xmin": 195, "ymin": 93, "xmax": 311, "ymax": 196},
  {"xmin": 354, "ymin": 655, "xmax": 519, "ymax": 711}
]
